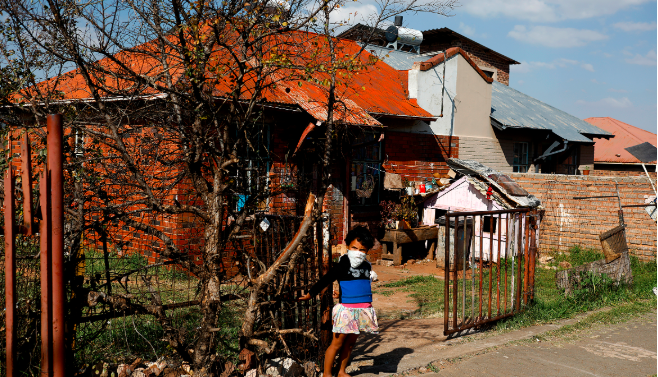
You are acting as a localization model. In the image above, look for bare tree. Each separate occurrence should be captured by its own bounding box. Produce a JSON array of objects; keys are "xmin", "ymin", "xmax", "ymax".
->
[{"xmin": 0, "ymin": 0, "xmax": 456, "ymax": 373}]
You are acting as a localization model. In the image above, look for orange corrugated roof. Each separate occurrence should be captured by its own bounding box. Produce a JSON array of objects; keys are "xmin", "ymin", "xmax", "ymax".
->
[
  {"xmin": 584, "ymin": 117, "xmax": 657, "ymax": 163},
  {"xmin": 19, "ymin": 28, "xmax": 433, "ymax": 126}
]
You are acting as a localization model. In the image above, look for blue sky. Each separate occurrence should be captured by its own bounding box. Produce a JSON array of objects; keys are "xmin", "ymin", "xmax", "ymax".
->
[{"xmin": 337, "ymin": 0, "xmax": 657, "ymax": 132}]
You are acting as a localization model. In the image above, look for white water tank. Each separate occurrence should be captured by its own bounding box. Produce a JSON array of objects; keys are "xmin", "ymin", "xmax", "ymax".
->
[{"xmin": 384, "ymin": 16, "xmax": 423, "ymax": 53}]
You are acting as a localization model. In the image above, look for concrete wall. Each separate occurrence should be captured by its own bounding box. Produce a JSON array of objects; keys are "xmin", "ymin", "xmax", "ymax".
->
[
  {"xmin": 511, "ymin": 173, "xmax": 656, "ymax": 261},
  {"xmin": 407, "ymin": 54, "xmax": 493, "ymax": 140},
  {"xmin": 407, "ymin": 55, "xmax": 459, "ymax": 136},
  {"xmin": 454, "ymin": 54, "xmax": 494, "ymax": 138}
]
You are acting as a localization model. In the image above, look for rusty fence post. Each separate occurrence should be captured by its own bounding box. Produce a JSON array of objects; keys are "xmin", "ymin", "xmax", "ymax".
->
[
  {"xmin": 20, "ymin": 133, "xmax": 34, "ymax": 235},
  {"xmin": 5, "ymin": 167, "xmax": 17, "ymax": 377},
  {"xmin": 443, "ymin": 213, "xmax": 449, "ymax": 334},
  {"xmin": 40, "ymin": 170, "xmax": 53, "ymax": 377},
  {"xmin": 47, "ymin": 114, "xmax": 66, "ymax": 377}
]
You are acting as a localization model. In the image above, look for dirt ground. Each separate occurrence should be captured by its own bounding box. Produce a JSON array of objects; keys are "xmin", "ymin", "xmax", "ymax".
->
[{"xmin": 369, "ymin": 260, "xmax": 446, "ymax": 318}]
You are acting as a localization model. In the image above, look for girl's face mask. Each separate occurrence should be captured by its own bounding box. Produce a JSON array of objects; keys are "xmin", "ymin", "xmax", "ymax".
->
[{"xmin": 347, "ymin": 249, "xmax": 367, "ymax": 268}]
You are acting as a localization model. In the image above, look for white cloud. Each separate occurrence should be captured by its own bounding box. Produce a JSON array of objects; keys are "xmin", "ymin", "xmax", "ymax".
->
[
  {"xmin": 581, "ymin": 63, "xmax": 595, "ymax": 72},
  {"xmin": 508, "ymin": 25, "xmax": 608, "ymax": 48},
  {"xmin": 613, "ymin": 21, "xmax": 657, "ymax": 32},
  {"xmin": 459, "ymin": 22, "xmax": 476, "ymax": 37},
  {"xmin": 511, "ymin": 58, "xmax": 596, "ymax": 74},
  {"xmin": 576, "ymin": 97, "xmax": 634, "ymax": 109},
  {"xmin": 625, "ymin": 50, "xmax": 657, "ymax": 66},
  {"xmin": 328, "ymin": 4, "xmax": 379, "ymax": 27},
  {"xmin": 460, "ymin": 0, "xmax": 652, "ymax": 23}
]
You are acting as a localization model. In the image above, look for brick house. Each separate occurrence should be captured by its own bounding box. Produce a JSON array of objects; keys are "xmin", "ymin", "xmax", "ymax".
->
[
  {"xmin": 8, "ymin": 30, "xmax": 462, "ymax": 263},
  {"xmin": 341, "ymin": 22, "xmax": 613, "ymax": 177}
]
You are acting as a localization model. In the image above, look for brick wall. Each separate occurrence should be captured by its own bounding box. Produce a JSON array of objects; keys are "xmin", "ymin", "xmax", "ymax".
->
[
  {"xmin": 382, "ymin": 131, "xmax": 458, "ymax": 183},
  {"xmin": 510, "ymin": 173, "xmax": 656, "ymax": 261},
  {"xmin": 459, "ymin": 135, "xmax": 511, "ymax": 172},
  {"xmin": 592, "ymin": 164, "xmax": 658, "ymax": 179}
]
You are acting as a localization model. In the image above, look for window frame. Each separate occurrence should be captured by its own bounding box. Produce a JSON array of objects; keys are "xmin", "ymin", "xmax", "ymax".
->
[{"xmin": 512, "ymin": 142, "xmax": 529, "ymax": 173}]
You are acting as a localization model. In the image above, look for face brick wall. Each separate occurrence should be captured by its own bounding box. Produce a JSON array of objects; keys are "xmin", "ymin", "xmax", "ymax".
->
[
  {"xmin": 510, "ymin": 173, "xmax": 656, "ymax": 261},
  {"xmin": 382, "ymin": 131, "xmax": 458, "ymax": 182}
]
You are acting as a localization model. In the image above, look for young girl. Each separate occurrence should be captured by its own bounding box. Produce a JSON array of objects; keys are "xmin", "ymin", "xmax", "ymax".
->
[{"xmin": 298, "ymin": 226, "xmax": 379, "ymax": 377}]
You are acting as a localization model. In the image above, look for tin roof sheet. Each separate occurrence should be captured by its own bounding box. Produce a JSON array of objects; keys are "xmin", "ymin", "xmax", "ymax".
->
[
  {"xmin": 490, "ymin": 81, "xmax": 613, "ymax": 143},
  {"xmin": 22, "ymin": 30, "xmax": 433, "ymax": 125},
  {"xmin": 361, "ymin": 44, "xmax": 430, "ymax": 71},
  {"xmin": 584, "ymin": 117, "xmax": 657, "ymax": 164}
]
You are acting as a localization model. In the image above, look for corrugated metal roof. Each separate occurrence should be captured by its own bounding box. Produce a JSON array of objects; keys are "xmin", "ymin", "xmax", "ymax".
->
[
  {"xmin": 584, "ymin": 117, "xmax": 657, "ymax": 163},
  {"xmin": 361, "ymin": 44, "xmax": 430, "ymax": 70},
  {"xmin": 23, "ymin": 30, "xmax": 434, "ymax": 125},
  {"xmin": 446, "ymin": 158, "xmax": 541, "ymax": 208},
  {"xmin": 490, "ymin": 81, "xmax": 613, "ymax": 143}
]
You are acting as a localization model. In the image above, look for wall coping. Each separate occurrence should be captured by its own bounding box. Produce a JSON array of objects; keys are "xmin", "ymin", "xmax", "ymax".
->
[{"xmin": 509, "ymin": 172, "xmax": 655, "ymax": 185}]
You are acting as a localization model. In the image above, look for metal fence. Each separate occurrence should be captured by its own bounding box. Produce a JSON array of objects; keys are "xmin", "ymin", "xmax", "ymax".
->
[
  {"xmin": 2, "ymin": 115, "xmax": 331, "ymax": 376},
  {"xmin": 443, "ymin": 209, "xmax": 538, "ymax": 336}
]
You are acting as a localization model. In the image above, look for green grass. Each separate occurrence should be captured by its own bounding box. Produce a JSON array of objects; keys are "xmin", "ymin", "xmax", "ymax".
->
[
  {"xmin": 494, "ymin": 246, "xmax": 657, "ymax": 332},
  {"xmin": 373, "ymin": 245, "xmax": 656, "ymax": 331},
  {"xmin": 378, "ymin": 275, "xmax": 445, "ymax": 316}
]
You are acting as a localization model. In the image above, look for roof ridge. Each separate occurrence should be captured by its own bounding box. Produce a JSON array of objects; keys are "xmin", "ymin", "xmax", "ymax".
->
[{"xmin": 413, "ymin": 47, "xmax": 493, "ymax": 83}]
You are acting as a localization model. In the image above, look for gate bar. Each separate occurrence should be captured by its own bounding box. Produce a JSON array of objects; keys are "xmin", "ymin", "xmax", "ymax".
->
[
  {"xmin": 20, "ymin": 133, "xmax": 34, "ymax": 235},
  {"xmin": 47, "ymin": 114, "xmax": 66, "ymax": 377},
  {"xmin": 40, "ymin": 171, "xmax": 53, "ymax": 376},
  {"xmin": 5, "ymin": 168, "xmax": 16, "ymax": 377}
]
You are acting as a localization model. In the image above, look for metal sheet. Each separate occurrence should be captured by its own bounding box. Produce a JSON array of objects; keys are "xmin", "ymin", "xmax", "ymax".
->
[
  {"xmin": 625, "ymin": 142, "xmax": 657, "ymax": 163},
  {"xmin": 490, "ymin": 81, "xmax": 612, "ymax": 142},
  {"xmin": 585, "ymin": 117, "xmax": 657, "ymax": 163},
  {"xmin": 487, "ymin": 174, "xmax": 528, "ymax": 197},
  {"xmin": 361, "ymin": 44, "xmax": 429, "ymax": 70}
]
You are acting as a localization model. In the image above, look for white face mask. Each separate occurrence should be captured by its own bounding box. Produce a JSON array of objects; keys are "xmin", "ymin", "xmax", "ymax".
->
[{"xmin": 347, "ymin": 249, "xmax": 367, "ymax": 268}]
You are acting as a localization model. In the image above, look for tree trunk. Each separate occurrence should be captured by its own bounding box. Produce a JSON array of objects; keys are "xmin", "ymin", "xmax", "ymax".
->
[{"xmin": 556, "ymin": 251, "xmax": 633, "ymax": 295}]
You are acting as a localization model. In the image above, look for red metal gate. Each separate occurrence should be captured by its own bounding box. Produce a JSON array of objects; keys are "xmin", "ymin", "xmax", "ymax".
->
[
  {"xmin": 443, "ymin": 208, "xmax": 538, "ymax": 335},
  {"xmin": 3, "ymin": 114, "xmax": 66, "ymax": 376}
]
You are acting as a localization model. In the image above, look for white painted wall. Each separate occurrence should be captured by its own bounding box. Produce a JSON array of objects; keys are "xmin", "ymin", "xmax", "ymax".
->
[
  {"xmin": 406, "ymin": 55, "xmax": 459, "ymax": 135},
  {"xmin": 406, "ymin": 54, "xmax": 492, "ymax": 138}
]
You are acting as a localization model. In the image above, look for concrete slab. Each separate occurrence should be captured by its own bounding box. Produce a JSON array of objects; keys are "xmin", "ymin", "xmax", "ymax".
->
[{"xmin": 346, "ymin": 312, "xmax": 657, "ymax": 377}]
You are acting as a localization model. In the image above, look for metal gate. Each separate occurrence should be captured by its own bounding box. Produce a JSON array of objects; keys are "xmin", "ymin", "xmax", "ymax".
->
[{"xmin": 443, "ymin": 208, "xmax": 538, "ymax": 335}]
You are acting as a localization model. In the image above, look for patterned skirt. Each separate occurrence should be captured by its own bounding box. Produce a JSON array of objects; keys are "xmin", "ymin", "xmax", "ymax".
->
[{"xmin": 332, "ymin": 304, "xmax": 379, "ymax": 334}]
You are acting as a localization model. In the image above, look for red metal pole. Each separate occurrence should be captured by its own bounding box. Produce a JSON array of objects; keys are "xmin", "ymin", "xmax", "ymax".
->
[
  {"xmin": 21, "ymin": 133, "xmax": 34, "ymax": 235},
  {"xmin": 5, "ymin": 168, "xmax": 17, "ymax": 377},
  {"xmin": 40, "ymin": 171, "xmax": 53, "ymax": 376},
  {"xmin": 47, "ymin": 114, "xmax": 66, "ymax": 377}
]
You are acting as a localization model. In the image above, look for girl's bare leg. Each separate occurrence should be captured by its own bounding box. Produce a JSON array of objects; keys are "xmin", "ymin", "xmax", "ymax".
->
[
  {"xmin": 336, "ymin": 334, "xmax": 359, "ymax": 377},
  {"xmin": 324, "ymin": 333, "xmax": 348, "ymax": 377}
]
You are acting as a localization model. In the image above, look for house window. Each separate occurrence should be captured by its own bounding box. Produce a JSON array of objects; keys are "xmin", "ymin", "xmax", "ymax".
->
[
  {"xmin": 513, "ymin": 142, "xmax": 529, "ymax": 173},
  {"xmin": 227, "ymin": 124, "xmax": 271, "ymax": 211},
  {"xmin": 482, "ymin": 215, "xmax": 498, "ymax": 233},
  {"xmin": 434, "ymin": 209, "xmax": 448, "ymax": 224},
  {"xmin": 561, "ymin": 145, "xmax": 580, "ymax": 175},
  {"xmin": 350, "ymin": 132, "xmax": 383, "ymax": 207}
]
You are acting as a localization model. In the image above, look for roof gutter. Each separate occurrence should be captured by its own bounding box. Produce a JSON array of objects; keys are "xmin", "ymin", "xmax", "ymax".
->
[
  {"xmin": 534, "ymin": 140, "xmax": 569, "ymax": 163},
  {"xmin": 369, "ymin": 112, "xmax": 437, "ymax": 121}
]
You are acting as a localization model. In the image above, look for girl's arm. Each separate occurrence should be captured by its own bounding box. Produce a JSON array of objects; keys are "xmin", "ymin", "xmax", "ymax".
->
[{"xmin": 297, "ymin": 256, "xmax": 345, "ymax": 301}]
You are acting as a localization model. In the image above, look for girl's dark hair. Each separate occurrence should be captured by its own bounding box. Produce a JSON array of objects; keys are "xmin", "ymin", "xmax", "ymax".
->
[{"xmin": 344, "ymin": 225, "xmax": 375, "ymax": 250}]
